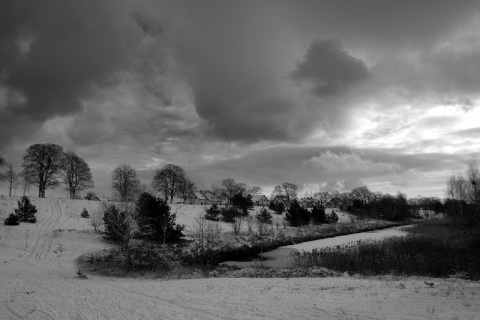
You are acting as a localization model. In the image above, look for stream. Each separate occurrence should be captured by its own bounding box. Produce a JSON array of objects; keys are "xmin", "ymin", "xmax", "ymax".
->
[{"xmin": 222, "ymin": 225, "xmax": 412, "ymax": 268}]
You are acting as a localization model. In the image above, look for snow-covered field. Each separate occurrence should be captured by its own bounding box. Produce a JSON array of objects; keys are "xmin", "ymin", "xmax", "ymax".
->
[{"xmin": 1, "ymin": 196, "xmax": 479, "ymax": 319}]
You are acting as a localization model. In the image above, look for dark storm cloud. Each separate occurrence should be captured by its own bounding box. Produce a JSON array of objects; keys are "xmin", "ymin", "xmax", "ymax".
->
[
  {"xmin": 283, "ymin": 0, "xmax": 480, "ymax": 49},
  {"xmin": 163, "ymin": 1, "xmax": 327, "ymax": 142},
  {"xmin": 291, "ymin": 39, "xmax": 370, "ymax": 97},
  {"xmin": 0, "ymin": 0, "xmax": 144, "ymax": 148}
]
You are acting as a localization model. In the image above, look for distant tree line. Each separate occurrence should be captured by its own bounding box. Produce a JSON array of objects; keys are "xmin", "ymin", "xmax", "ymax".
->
[{"xmin": 0, "ymin": 144, "xmax": 94, "ymax": 198}]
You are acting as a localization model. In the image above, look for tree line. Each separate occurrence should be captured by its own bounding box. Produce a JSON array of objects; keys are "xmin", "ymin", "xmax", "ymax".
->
[{"xmin": 0, "ymin": 144, "xmax": 93, "ymax": 198}]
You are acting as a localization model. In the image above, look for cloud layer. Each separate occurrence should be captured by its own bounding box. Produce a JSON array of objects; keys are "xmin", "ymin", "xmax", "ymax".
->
[{"xmin": 2, "ymin": 0, "xmax": 480, "ymax": 198}]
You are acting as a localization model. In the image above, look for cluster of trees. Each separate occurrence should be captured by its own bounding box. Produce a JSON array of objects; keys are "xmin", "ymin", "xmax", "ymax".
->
[
  {"xmin": 110, "ymin": 163, "xmax": 197, "ymax": 203},
  {"xmin": 4, "ymin": 196, "xmax": 38, "ymax": 225},
  {"xmin": 271, "ymin": 182, "xmax": 297, "ymax": 201},
  {"xmin": 285, "ymin": 200, "xmax": 338, "ymax": 227},
  {"xmin": 444, "ymin": 161, "xmax": 480, "ymax": 227},
  {"xmin": 102, "ymin": 192, "xmax": 185, "ymax": 250},
  {"xmin": 307, "ymin": 187, "xmax": 445, "ymax": 221},
  {"xmin": 0, "ymin": 144, "xmax": 94, "ymax": 199}
]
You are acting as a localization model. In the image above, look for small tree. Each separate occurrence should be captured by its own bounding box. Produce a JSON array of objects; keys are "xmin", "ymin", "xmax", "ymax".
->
[
  {"xmin": 204, "ymin": 203, "xmax": 221, "ymax": 221},
  {"xmin": 190, "ymin": 213, "xmax": 222, "ymax": 270},
  {"xmin": 255, "ymin": 207, "xmax": 272, "ymax": 224},
  {"xmin": 4, "ymin": 213, "xmax": 19, "ymax": 225},
  {"xmin": 246, "ymin": 215, "xmax": 255, "ymax": 233},
  {"xmin": 89, "ymin": 206, "xmax": 104, "ymax": 234},
  {"xmin": 103, "ymin": 204, "xmax": 125, "ymax": 242},
  {"xmin": 80, "ymin": 208, "xmax": 89, "ymax": 218},
  {"xmin": 326, "ymin": 210, "xmax": 339, "ymax": 224},
  {"xmin": 285, "ymin": 200, "xmax": 310, "ymax": 227},
  {"xmin": 231, "ymin": 193, "xmax": 253, "ymax": 215},
  {"xmin": 255, "ymin": 207, "xmax": 272, "ymax": 236},
  {"xmin": 311, "ymin": 204, "xmax": 327, "ymax": 225},
  {"xmin": 136, "ymin": 192, "xmax": 185, "ymax": 243},
  {"xmin": 269, "ymin": 201, "xmax": 285, "ymax": 215},
  {"xmin": 2, "ymin": 161, "xmax": 19, "ymax": 197},
  {"xmin": 231, "ymin": 216, "xmax": 243, "ymax": 235},
  {"xmin": 220, "ymin": 206, "xmax": 241, "ymax": 223},
  {"xmin": 14, "ymin": 196, "xmax": 37, "ymax": 223},
  {"xmin": 85, "ymin": 191, "xmax": 98, "ymax": 200}
]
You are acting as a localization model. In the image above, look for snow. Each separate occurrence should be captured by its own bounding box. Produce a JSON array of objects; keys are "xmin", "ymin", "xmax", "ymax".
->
[{"xmin": 1, "ymin": 196, "xmax": 479, "ymax": 319}]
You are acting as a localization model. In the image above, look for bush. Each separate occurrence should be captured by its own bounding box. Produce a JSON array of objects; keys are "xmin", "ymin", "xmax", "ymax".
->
[
  {"xmin": 80, "ymin": 208, "xmax": 89, "ymax": 218},
  {"xmin": 311, "ymin": 205, "xmax": 327, "ymax": 225},
  {"xmin": 255, "ymin": 207, "xmax": 272, "ymax": 224},
  {"xmin": 81, "ymin": 243, "xmax": 175, "ymax": 273},
  {"xmin": 220, "ymin": 207, "xmax": 242, "ymax": 223},
  {"xmin": 4, "ymin": 213, "xmax": 19, "ymax": 225},
  {"xmin": 269, "ymin": 201, "xmax": 285, "ymax": 215},
  {"xmin": 136, "ymin": 192, "xmax": 185, "ymax": 243},
  {"xmin": 14, "ymin": 196, "xmax": 37, "ymax": 223},
  {"xmin": 326, "ymin": 210, "xmax": 339, "ymax": 224},
  {"xmin": 290, "ymin": 233, "xmax": 480, "ymax": 279},
  {"xmin": 231, "ymin": 193, "xmax": 254, "ymax": 215},
  {"xmin": 285, "ymin": 200, "xmax": 310, "ymax": 227},
  {"xmin": 204, "ymin": 203, "xmax": 221, "ymax": 221},
  {"xmin": 85, "ymin": 191, "xmax": 98, "ymax": 200}
]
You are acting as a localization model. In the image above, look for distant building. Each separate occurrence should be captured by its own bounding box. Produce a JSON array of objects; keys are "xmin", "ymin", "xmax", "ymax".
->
[
  {"xmin": 251, "ymin": 195, "xmax": 269, "ymax": 206},
  {"xmin": 271, "ymin": 195, "xmax": 291, "ymax": 207},
  {"xmin": 184, "ymin": 190, "xmax": 222, "ymax": 205},
  {"xmin": 299, "ymin": 197, "xmax": 319, "ymax": 208}
]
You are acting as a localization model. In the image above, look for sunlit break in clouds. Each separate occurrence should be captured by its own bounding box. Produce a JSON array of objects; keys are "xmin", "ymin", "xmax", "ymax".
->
[{"xmin": 1, "ymin": 0, "xmax": 480, "ymax": 198}]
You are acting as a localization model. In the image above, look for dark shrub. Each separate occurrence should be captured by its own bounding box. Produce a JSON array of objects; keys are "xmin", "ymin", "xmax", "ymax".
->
[
  {"xmin": 136, "ymin": 192, "xmax": 185, "ymax": 243},
  {"xmin": 4, "ymin": 213, "xmax": 19, "ymax": 225},
  {"xmin": 311, "ymin": 205, "xmax": 327, "ymax": 225},
  {"xmin": 220, "ymin": 206, "xmax": 242, "ymax": 222},
  {"xmin": 85, "ymin": 191, "xmax": 98, "ymax": 200},
  {"xmin": 81, "ymin": 208, "xmax": 89, "ymax": 218},
  {"xmin": 255, "ymin": 207, "xmax": 272, "ymax": 224},
  {"xmin": 15, "ymin": 196, "xmax": 37, "ymax": 223},
  {"xmin": 269, "ymin": 201, "xmax": 285, "ymax": 215},
  {"xmin": 232, "ymin": 193, "xmax": 254, "ymax": 215},
  {"xmin": 285, "ymin": 200, "xmax": 310, "ymax": 227},
  {"xmin": 327, "ymin": 210, "xmax": 339, "ymax": 224},
  {"xmin": 204, "ymin": 203, "xmax": 221, "ymax": 221},
  {"xmin": 103, "ymin": 205, "xmax": 126, "ymax": 242}
]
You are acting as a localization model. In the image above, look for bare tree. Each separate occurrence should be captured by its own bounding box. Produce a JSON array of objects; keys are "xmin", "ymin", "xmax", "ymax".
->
[
  {"xmin": 18, "ymin": 172, "xmax": 31, "ymax": 196},
  {"xmin": 178, "ymin": 177, "xmax": 196, "ymax": 201},
  {"xmin": 446, "ymin": 161, "xmax": 480, "ymax": 225},
  {"xmin": 221, "ymin": 178, "xmax": 245, "ymax": 206},
  {"xmin": 3, "ymin": 162, "xmax": 19, "ymax": 197},
  {"xmin": 314, "ymin": 191, "xmax": 331, "ymax": 206},
  {"xmin": 112, "ymin": 164, "xmax": 140, "ymax": 202},
  {"xmin": 246, "ymin": 185, "xmax": 262, "ymax": 197},
  {"xmin": 62, "ymin": 151, "xmax": 94, "ymax": 199},
  {"xmin": 152, "ymin": 164, "xmax": 186, "ymax": 203},
  {"xmin": 90, "ymin": 201, "xmax": 107, "ymax": 234},
  {"xmin": 466, "ymin": 160, "xmax": 480, "ymax": 207},
  {"xmin": 191, "ymin": 213, "xmax": 222, "ymax": 270},
  {"xmin": 22, "ymin": 143, "xmax": 64, "ymax": 198},
  {"xmin": 0, "ymin": 155, "xmax": 5, "ymax": 167},
  {"xmin": 272, "ymin": 182, "xmax": 298, "ymax": 201}
]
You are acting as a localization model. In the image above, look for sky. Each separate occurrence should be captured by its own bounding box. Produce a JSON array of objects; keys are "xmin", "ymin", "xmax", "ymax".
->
[{"xmin": 1, "ymin": 0, "xmax": 480, "ymax": 199}]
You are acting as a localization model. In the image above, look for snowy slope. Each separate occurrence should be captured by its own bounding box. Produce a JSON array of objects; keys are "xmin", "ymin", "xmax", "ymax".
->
[{"xmin": 1, "ymin": 197, "xmax": 479, "ymax": 320}]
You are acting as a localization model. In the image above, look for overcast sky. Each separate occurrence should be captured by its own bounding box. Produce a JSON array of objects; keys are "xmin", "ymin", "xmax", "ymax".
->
[{"xmin": 1, "ymin": 0, "xmax": 480, "ymax": 199}]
